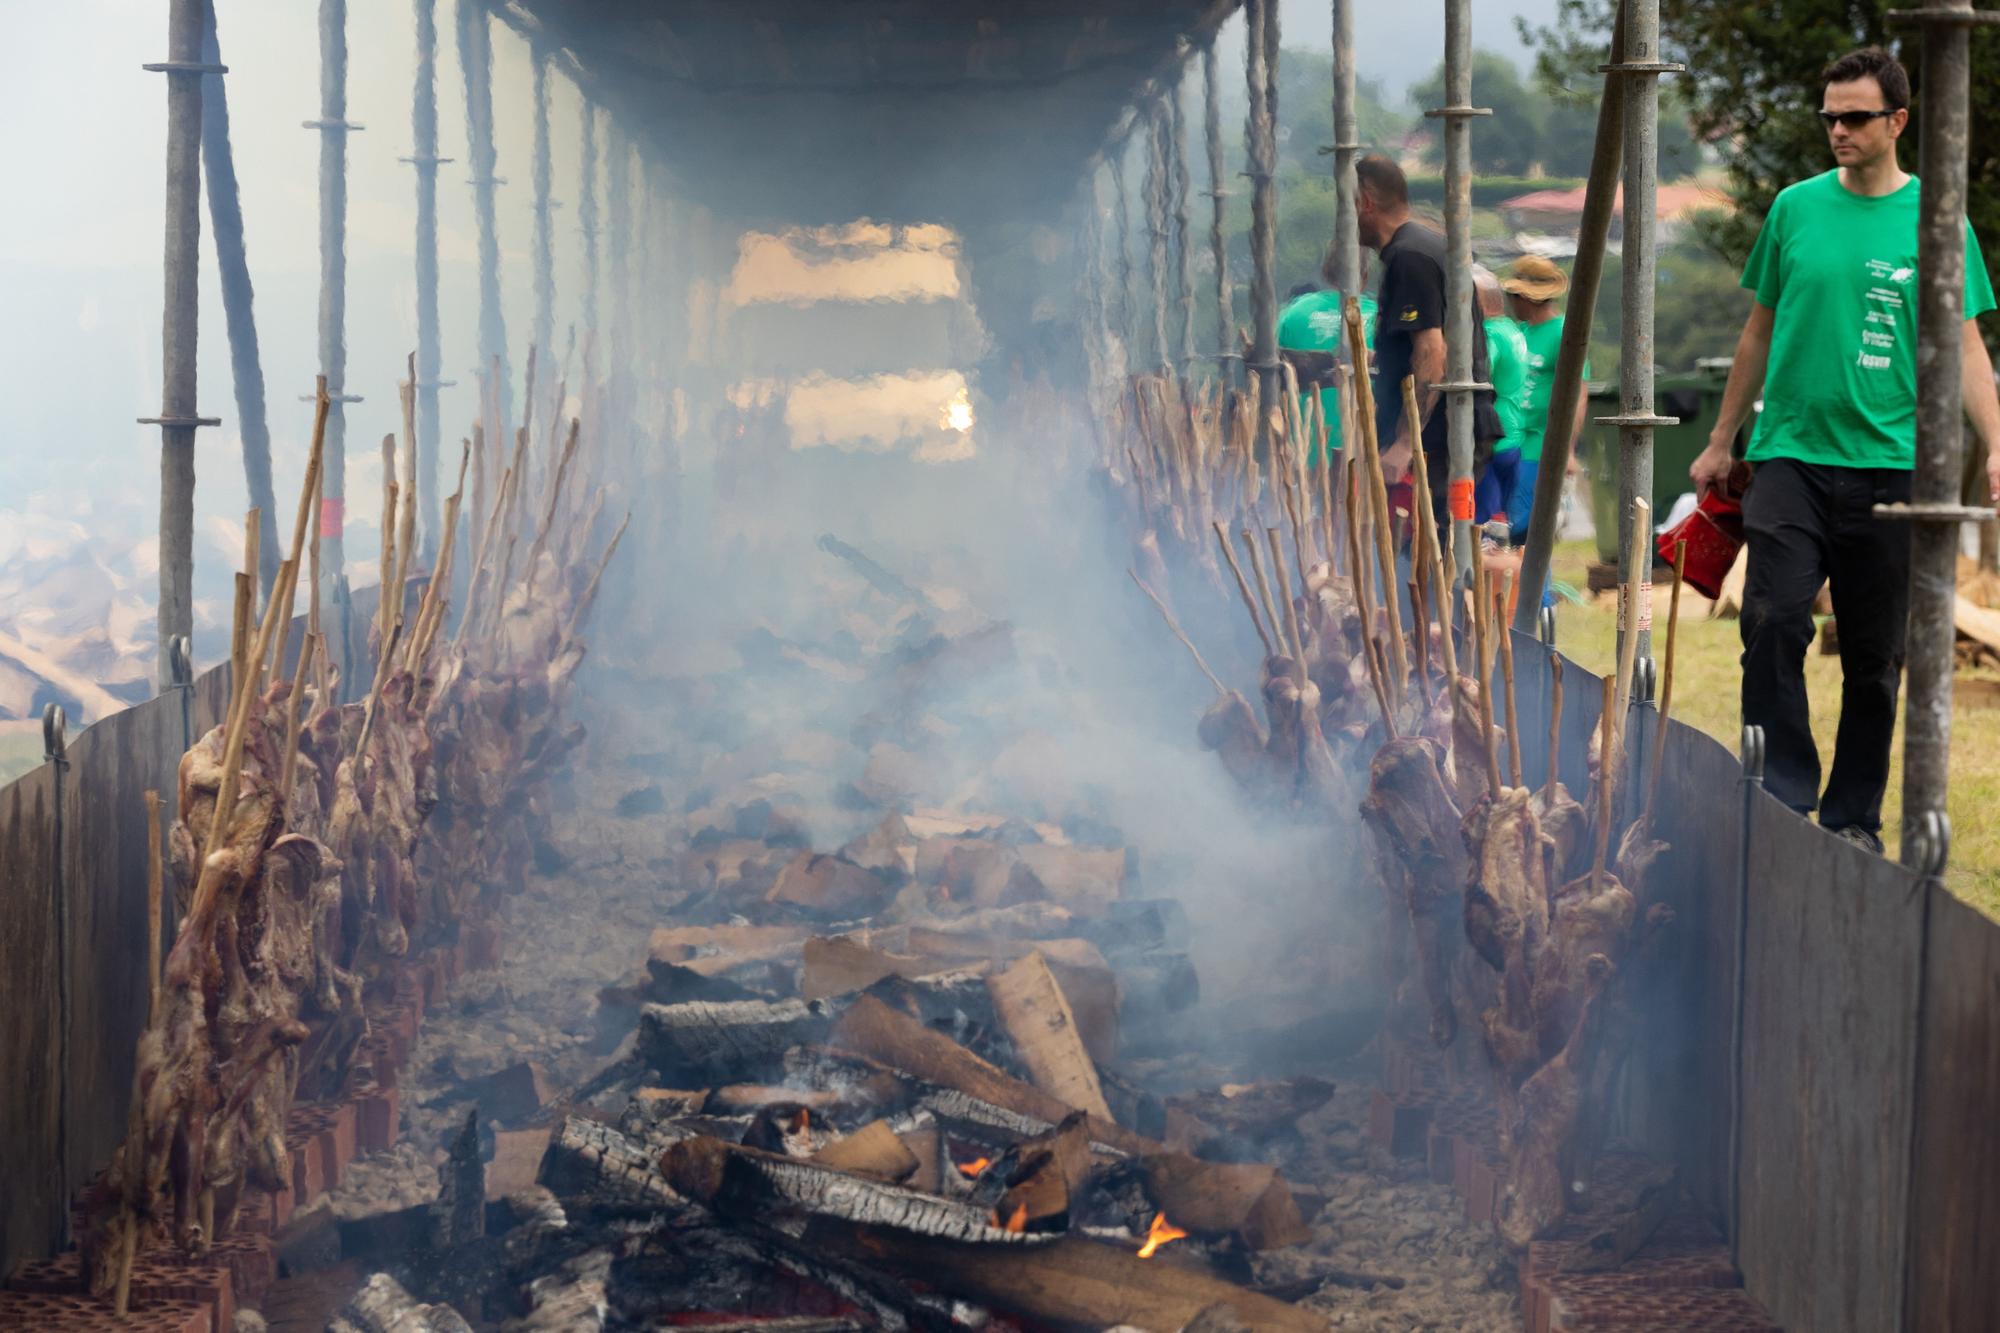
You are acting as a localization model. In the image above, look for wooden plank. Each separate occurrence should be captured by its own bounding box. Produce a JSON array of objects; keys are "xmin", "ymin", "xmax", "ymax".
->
[
  {"xmin": 0, "ymin": 764, "xmax": 63, "ymax": 1276},
  {"xmin": 1736, "ymin": 791, "xmax": 1922, "ymax": 1333},
  {"xmin": 986, "ymin": 952, "xmax": 1111, "ymax": 1121},
  {"xmin": 1906, "ymin": 885, "xmax": 2000, "ymax": 1331}
]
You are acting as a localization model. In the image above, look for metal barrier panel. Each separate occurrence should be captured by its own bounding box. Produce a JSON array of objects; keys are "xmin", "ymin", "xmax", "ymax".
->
[
  {"xmin": 59, "ymin": 692, "xmax": 186, "ymax": 1202},
  {"xmin": 0, "ymin": 765, "xmax": 65, "ymax": 1276},
  {"xmin": 1906, "ymin": 883, "xmax": 2000, "ymax": 1330},
  {"xmin": 1737, "ymin": 787, "xmax": 1924, "ymax": 1333},
  {"xmin": 1506, "ymin": 630, "xmax": 1740, "ymax": 1218},
  {"xmin": 1618, "ymin": 716, "xmax": 1742, "ymax": 1217}
]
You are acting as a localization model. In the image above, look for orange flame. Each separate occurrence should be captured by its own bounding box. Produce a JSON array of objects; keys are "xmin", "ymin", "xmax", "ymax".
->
[
  {"xmin": 1003, "ymin": 1202, "xmax": 1028, "ymax": 1233},
  {"xmin": 957, "ymin": 1157, "xmax": 991, "ymax": 1178},
  {"xmin": 1136, "ymin": 1212, "xmax": 1188, "ymax": 1259},
  {"xmin": 799, "ymin": 1108, "xmax": 810, "ymax": 1130}
]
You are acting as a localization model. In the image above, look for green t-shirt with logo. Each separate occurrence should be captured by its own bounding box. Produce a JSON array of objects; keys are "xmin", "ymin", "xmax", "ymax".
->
[
  {"xmin": 1742, "ymin": 169, "xmax": 1996, "ymax": 469},
  {"xmin": 1277, "ymin": 289, "xmax": 1377, "ymax": 463},
  {"xmin": 1484, "ymin": 315, "xmax": 1530, "ymax": 454},
  {"xmin": 1517, "ymin": 315, "xmax": 1587, "ymax": 463}
]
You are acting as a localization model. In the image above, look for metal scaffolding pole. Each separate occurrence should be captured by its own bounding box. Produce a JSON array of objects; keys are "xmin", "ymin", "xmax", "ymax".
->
[
  {"xmin": 407, "ymin": 0, "xmax": 450, "ymax": 564},
  {"xmin": 1202, "ymin": 40, "xmax": 1233, "ymax": 377},
  {"xmin": 199, "ymin": 4, "xmax": 276, "ymax": 601},
  {"xmin": 458, "ymin": 0, "xmax": 510, "ymax": 427},
  {"xmin": 311, "ymin": 0, "xmax": 359, "ymax": 586},
  {"xmin": 1111, "ymin": 141, "xmax": 1135, "ymax": 355},
  {"xmin": 1245, "ymin": 0, "xmax": 1281, "ymax": 449},
  {"xmin": 1144, "ymin": 97, "xmax": 1173, "ymax": 373},
  {"xmin": 1327, "ymin": 0, "xmax": 1361, "ymax": 299},
  {"xmin": 1604, "ymin": 0, "xmax": 1679, "ymax": 669},
  {"xmin": 1431, "ymin": 0, "xmax": 1488, "ymax": 574},
  {"xmin": 1893, "ymin": 0, "xmax": 1991, "ymax": 874},
  {"xmin": 608, "ymin": 121, "xmax": 634, "ymax": 389},
  {"xmin": 1169, "ymin": 63, "xmax": 1198, "ymax": 373},
  {"xmin": 1512, "ymin": 4, "xmax": 1628, "ymax": 634},
  {"xmin": 143, "ymin": 0, "xmax": 218, "ymax": 689},
  {"xmin": 580, "ymin": 103, "xmax": 601, "ymax": 335},
  {"xmin": 531, "ymin": 51, "xmax": 555, "ymax": 361}
]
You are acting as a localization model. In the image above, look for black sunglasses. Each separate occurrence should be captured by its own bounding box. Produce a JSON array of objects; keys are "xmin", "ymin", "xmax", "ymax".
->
[{"xmin": 1818, "ymin": 108, "xmax": 1899, "ymax": 129}]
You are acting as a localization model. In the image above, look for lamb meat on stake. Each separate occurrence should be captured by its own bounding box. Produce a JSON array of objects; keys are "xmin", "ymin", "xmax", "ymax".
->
[{"xmin": 1361, "ymin": 738, "xmax": 1468, "ymax": 1046}]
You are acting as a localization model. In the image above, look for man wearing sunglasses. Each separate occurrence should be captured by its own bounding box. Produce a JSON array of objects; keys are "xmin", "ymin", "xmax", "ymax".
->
[{"xmin": 1690, "ymin": 46, "xmax": 2000, "ymax": 855}]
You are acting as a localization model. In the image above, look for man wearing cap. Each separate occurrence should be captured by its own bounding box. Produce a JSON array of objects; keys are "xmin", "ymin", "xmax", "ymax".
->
[
  {"xmin": 1475, "ymin": 265, "xmax": 1531, "ymax": 535},
  {"xmin": 1688, "ymin": 46, "xmax": 2000, "ymax": 853},
  {"xmin": 1502, "ymin": 255, "xmax": 1590, "ymax": 544}
]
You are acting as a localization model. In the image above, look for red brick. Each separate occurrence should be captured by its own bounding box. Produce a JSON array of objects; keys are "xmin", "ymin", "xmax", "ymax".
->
[
  {"xmin": 0, "ymin": 1289, "xmax": 210, "ymax": 1331},
  {"xmin": 465, "ymin": 919, "xmax": 503, "ymax": 970},
  {"xmin": 1367, "ymin": 1088, "xmax": 1435, "ymax": 1158},
  {"xmin": 1549, "ymin": 1281, "xmax": 1777, "ymax": 1329},
  {"xmin": 353, "ymin": 1082, "xmax": 402, "ymax": 1152},
  {"xmin": 207, "ymin": 1234, "xmax": 273, "ymax": 1305}
]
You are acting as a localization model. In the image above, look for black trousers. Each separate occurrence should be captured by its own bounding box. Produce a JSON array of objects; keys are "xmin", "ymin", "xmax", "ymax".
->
[{"xmin": 1739, "ymin": 458, "xmax": 1912, "ymax": 832}]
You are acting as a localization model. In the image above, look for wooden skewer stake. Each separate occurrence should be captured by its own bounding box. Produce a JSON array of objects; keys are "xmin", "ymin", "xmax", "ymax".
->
[
  {"xmin": 1344, "ymin": 301, "xmax": 1407, "ymax": 702},
  {"xmin": 1497, "ymin": 572, "xmax": 1523, "ymax": 787},
  {"xmin": 1130, "ymin": 569, "xmax": 1229, "ymax": 697},
  {"xmin": 1266, "ymin": 526, "xmax": 1310, "ymax": 688},
  {"xmin": 1213, "ymin": 520, "xmax": 1273, "ymax": 655},
  {"xmin": 1240, "ymin": 527, "xmax": 1286, "ymax": 664},
  {"xmin": 1346, "ymin": 463, "xmax": 1397, "ymax": 737},
  {"xmin": 557, "ymin": 512, "xmax": 633, "ymax": 656},
  {"xmin": 1645, "ymin": 538, "xmax": 1689, "ymax": 822},
  {"xmin": 1403, "ymin": 380, "xmax": 1459, "ymax": 686},
  {"xmin": 1470, "ymin": 557, "xmax": 1503, "ymax": 795}
]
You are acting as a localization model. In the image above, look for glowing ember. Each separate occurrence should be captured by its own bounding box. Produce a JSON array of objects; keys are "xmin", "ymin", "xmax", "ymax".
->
[
  {"xmin": 956, "ymin": 1157, "xmax": 991, "ymax": 1178},
  {"xmin": 1136, "ymin": 1212, "xmax": 1188, "ymax": 1259},
  {"xmin": 1002, "ymin": 1202, "xmax": 1028, "ymax": 1233}
]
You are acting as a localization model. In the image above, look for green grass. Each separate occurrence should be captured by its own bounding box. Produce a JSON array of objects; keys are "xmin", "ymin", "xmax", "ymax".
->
[{"xmin": 1546, "ymin": 541, "xmax": 2000, "ymax": 918}]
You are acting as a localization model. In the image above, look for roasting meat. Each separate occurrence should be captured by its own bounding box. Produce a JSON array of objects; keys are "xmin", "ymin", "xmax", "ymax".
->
[{"xmin": 1361, "ymin": 739, "xmax": 1468, "ymax": 1046}]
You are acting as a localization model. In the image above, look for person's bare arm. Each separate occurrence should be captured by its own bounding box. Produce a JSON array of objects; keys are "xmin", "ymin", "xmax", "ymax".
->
[
  {"xmin": 1383, "ymin": 327, "xmax": 1446, "ymax": 482},
  {"xmin": 1690, "ymin": 302, "xmax": 1775, "ymax": 494},
  {"xmin": 1963, "ymin": 319, "xmax": 2000, "ymax": 502}
]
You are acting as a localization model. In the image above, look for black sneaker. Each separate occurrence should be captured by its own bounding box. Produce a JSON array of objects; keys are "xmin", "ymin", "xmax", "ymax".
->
[{"xmin": 1832, "ymin": 824, "xmax": 1884, "ymax": 856}]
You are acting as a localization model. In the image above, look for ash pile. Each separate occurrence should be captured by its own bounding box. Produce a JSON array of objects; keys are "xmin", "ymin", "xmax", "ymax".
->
[{"xmin": 295, "ymin": 515, "xmax": 1520, "ymax": 1332}]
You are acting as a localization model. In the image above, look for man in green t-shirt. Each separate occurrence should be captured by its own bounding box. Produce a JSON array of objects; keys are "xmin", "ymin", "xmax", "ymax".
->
[
  {"xmin": 1277, "ymin": 261, "xmax": 1376, "ymax": 466},
  {"xmin": 1689, "ymin": 46, "xmax": 2000, "ymax": 852},
  {"xmin": 1502, "ymin": 254, "xmax": 1590, "ymax": 543},
  {"xmin": 1474, "ymin": 265, "xmax": 1530, "ymax": 528}
]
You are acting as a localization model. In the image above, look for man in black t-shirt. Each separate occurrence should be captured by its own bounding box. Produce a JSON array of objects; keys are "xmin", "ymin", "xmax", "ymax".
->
[{"xmin": 1354, "ymin": 155, "xmax": 1503, "ymax": 532}]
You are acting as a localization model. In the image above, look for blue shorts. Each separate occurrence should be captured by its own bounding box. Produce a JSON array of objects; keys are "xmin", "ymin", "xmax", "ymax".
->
[{"xmin": 1476, "ymin": 447, "xmax": 1522, "ymax": 525}]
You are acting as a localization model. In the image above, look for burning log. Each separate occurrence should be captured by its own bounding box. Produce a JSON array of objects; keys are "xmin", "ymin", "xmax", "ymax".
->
[
  {"xmin": 1139, "ymin": 1152, "xmax": 1308, "ymax": 1251},
  {"xmin": 328, "ymin": 1272, "xmax": 474, "ymax": 1333},
  {"xmin": 831, "ymin": 995, "xmax": 1152, "ymax": 1157},
  {"xmin": 809, "ymin": 1121, "xmax": 921, "ymax": 1182},
  {"xmin": 638, "ymin": 997, "xmax": 834, "ymax": 1085},
  {"xmin": 804, "ymin": 1223, "xmax": 1331, "ymax": 1333},
  {"xmin": 986, "ymin": 951, "xmax": 1113, "ymax": 1122},
  {"xmin": 767, "ymin": 851, "xmax": 897, "ymax": 916},
  {"xmin": 538, "ymin": 1114, "xmax": 693, "ymax": 1212},
  {"xmin": 662, "ymin": 1135, "xmax": 1048, "ymax": 1244}
]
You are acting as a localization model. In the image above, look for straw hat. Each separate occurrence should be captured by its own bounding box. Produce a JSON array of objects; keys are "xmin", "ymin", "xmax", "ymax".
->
[{"xmin": 1501, "ymin": 254, "xmax": 1569, "ymax": 302}]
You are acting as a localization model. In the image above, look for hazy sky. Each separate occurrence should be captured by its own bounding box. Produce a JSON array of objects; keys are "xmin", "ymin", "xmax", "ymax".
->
[{"xmin": 0, "ymin": 0, "xmax": 1565, "ymax": 569}]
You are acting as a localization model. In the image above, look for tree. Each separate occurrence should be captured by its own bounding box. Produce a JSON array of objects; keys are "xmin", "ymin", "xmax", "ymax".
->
[
  {"xmin": 1520, "ymin": 0, "xmax": 2000, "ymax": 309},
  {"xmin": 1409, "ymin": 52, "xmax": 1553, "ymax": 176},
  {"xmin": 1269, "ymin": 50, "xmax": 1406, "ymax": 178}
]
